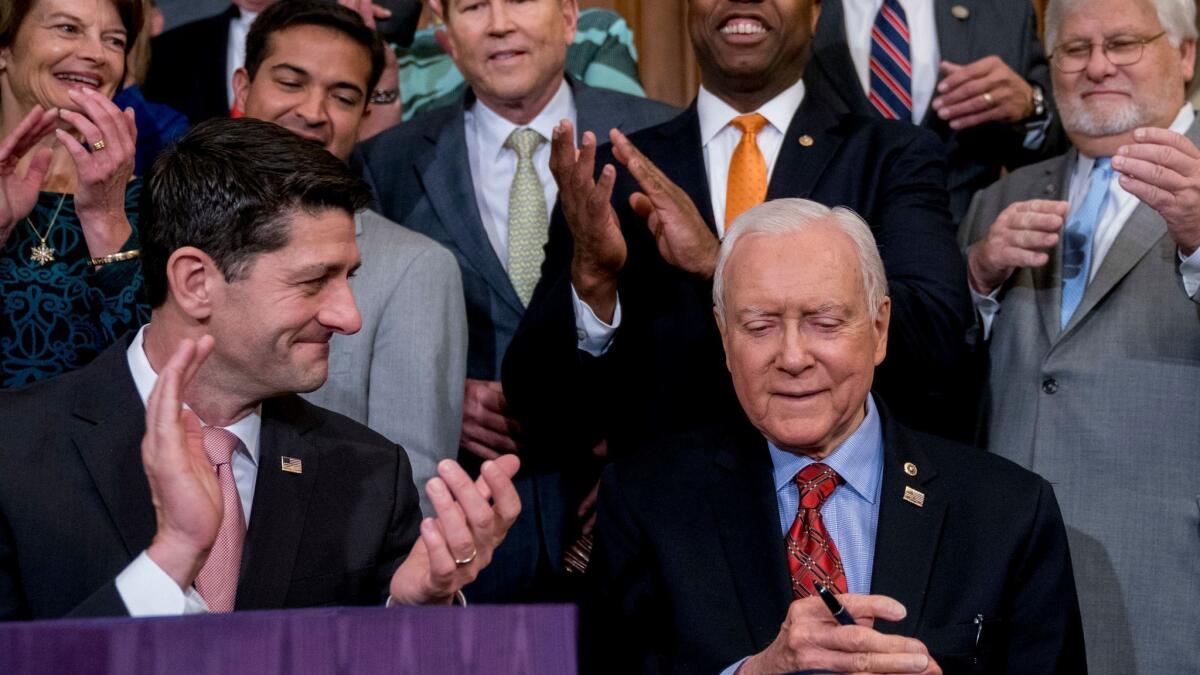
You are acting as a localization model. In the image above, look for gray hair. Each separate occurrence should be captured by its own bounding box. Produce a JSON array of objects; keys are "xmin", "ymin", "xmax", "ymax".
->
[
  {"xmin": 712, "ymin": 198, "xmax": 888, "ymax": 321},
  {"xmin": 1045, "ymin": 0, "xmax": 1198, "ymax": 54}
]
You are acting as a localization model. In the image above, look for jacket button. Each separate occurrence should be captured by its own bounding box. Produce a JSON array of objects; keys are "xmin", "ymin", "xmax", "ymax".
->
[{"xmin": 1042, "ymin": 378, "xmax": 1058, "ymax": 394}]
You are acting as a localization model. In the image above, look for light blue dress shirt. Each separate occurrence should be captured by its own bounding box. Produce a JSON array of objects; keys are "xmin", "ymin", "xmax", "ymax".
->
[{"xmin": 721, "ymin": 395, "xmax": 885, "ymax": 675}]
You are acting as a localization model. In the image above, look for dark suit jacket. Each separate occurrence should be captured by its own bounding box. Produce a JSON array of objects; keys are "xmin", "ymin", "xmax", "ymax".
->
[
  {"xmin": 584, "ymin": 407, "xmax": 1086, "ymax": 674},
  {"xmin": 144, "ymin": 5, "xmax": 236, "ymax": 126},
  {"xmin": 805, "ymin": 0, "xmax": 1065, "ymax": 223},
  {"xmin": 0, "ymin": 335, "xmax": 421, "ymax": 620},
  {"xmin": 503, "ymin": 95, "xmax": 974, "ymax": 461},
  {"xmin": 353, "ymin": 79, "xmax": 678, "ymax": 384}
]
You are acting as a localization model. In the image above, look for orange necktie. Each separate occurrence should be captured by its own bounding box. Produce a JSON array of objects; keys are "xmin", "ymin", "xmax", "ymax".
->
[{"xmin": 724, "ymin": 113, "xmax": 769, "ymax": 227}]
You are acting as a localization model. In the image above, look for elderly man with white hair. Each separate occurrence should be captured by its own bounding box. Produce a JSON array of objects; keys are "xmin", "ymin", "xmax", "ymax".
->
[
  {"xmin": 583, "ymin": 199, "xmax": 1085, "ymax": 675},
  {"xmin": 958, "ymin": 0, "xmax": 1200, "ymax": 670}
]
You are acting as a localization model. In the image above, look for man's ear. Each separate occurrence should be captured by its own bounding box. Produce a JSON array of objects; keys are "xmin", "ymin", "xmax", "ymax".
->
[
  {"xmin": 872, "ymin": 296, "xmax": 891, "ymax": 367},
  {"xmin": 810, "ymin": 0, "xmax": 822, "ymax": 33},
  {"xmin": 165, "ymin": 247, "xmax": 220, "ymax": 321},
  {"xmin": 232, "ymin": 67, "xmax": 251, "ymax": 113},
  {"xmin": 561, "ymin": 0, "xmax": 580, "ymax": 44}
]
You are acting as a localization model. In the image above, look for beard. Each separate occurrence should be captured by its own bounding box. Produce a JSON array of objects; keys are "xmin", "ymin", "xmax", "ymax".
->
[{"xmin": 1058, "ymin": 95, "xmax": 1151, "ymax": 136}]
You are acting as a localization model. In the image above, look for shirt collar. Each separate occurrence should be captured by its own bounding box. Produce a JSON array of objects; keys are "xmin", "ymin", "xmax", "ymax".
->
[
  {"xmin": 126, "ymin": 325, "xmax": 261, "ymax": 466},
  {"xmin": 697, "ymin": 77, "xmax": 806, "ymax": 148},
  {"xmin": 768, "ymin": 394, "xmax": 884, "ymax": 504},
  {"xmin": 470, "ymin": 78, "xmax": 576, "ymax": 164}
]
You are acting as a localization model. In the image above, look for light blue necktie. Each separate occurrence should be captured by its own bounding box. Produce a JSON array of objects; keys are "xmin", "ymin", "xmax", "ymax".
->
[{"xmin": 1060, "ymin": 157, "xmax": 1112, "ymax": 329}]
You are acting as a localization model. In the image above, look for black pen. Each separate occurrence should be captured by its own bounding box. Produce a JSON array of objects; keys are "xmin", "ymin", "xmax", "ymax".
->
[{"xmin": 814, "ymin": 581, "xmax": 856, "ymax": 626}]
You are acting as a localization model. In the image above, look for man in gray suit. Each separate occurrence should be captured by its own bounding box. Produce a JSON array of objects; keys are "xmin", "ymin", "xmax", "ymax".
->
[
  {"xmin": 355, "ymin": 0, "xmax": 676, "ymax": 599},
  {"xmin": 233, "ymin": 1, "xmax": 467, "ymax": 517},
  {"xmin": 806, "ymin": 0, "xmax": 1064, "ymax": 223},
  {"xmin": 958, "ymin": 0, "xmax": 1199, "ymax": 671}
]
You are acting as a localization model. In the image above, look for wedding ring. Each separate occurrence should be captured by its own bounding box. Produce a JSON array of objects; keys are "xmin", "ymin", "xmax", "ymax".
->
[
  {"xmin": 92, "ymin": 139, "xmax": 106, "ymax": 151},
  {"xmin": 454, "ymin": 548, "xmax": 478, "ymax": 566},
  {"xmin": 982, "ymin": 92, "xmax": 994, "ymax": 106}
]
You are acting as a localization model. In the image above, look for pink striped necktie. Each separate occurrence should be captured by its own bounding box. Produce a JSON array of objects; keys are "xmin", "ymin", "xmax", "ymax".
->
[{"xmin": 193, "ymin": 426, "xmax": 246, "ymax": 612}]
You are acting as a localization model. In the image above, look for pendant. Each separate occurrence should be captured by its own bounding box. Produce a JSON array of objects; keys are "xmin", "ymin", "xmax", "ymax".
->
[{"xmin": 30, "ymin": 242, "xmax": 55, "ymax": 265}]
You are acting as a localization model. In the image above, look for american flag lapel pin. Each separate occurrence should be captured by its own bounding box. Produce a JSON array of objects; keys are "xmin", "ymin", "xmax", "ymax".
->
[
  {"xmin": 281, "ymin": 456, "xmax": 303, "ymax": 474},
  {"xmin": 903, "ymin": 486, "xmax": 925, "ymax": 508}
]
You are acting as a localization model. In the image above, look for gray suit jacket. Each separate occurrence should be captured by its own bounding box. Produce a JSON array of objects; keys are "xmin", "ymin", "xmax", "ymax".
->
[
  {"xmin": 302, "ymin": 209, "xmax": 467, "ymax": 517},
  {"xmin": 353, "ymin": 79, "xmax": 678, "ymax": 381},
  {"xmin": 957, "ymin": 122, "xmax": 1200, "ymax": 674},
  {"xmin": 806, "ymin": 0, "xmax": 1063, "ymax": 222}
]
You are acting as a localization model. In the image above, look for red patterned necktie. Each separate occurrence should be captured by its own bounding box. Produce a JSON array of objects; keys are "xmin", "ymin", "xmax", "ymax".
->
[
  {"xmin": 193, "ymin": 426, "xmax": 246, "ymax": 612},
  {"xmin": 786, "ymin": 463, "xmax": 848, "ymax": 598}
]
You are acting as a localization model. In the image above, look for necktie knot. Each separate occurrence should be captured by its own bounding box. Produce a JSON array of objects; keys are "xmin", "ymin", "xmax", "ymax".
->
[
  {"xmin": 1093, "ymin": 156, "xmax": 1113, "ymax": 179},
  {"xmin": 730, "ymin": 113, "xmax": 768, "ymax": 137},
  {"xmin": 202, "ymin": 426, "xmax": 241, "ymax": 467},
  {"xmin": 505, "ymin": 127, "xmax": 545, "ymax": 161},
  {"xmin": 795, "ymin": 463, "xmax": 843, "ymax": 509}
]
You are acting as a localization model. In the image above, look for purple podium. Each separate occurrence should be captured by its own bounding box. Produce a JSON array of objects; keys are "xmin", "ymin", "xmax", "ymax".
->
[{"xmin": 0, "ymin": 605, "xmax": 577, "ymax": 674}]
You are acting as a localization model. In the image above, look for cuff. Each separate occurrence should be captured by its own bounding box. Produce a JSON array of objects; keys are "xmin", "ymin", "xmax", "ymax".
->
[
  {"xmin": 720, "ymin": 657, "xmax": 750, "ymax": 675},
  {"xmin": 1179, "ymin": 246, "xmax": 1200, "ymax": 299},
  {"xmin": 571, "ymin": 284, "xmax": 622, "ymax": 356},
  {"xmin": 969, "ymin": 284, "xmax": 1003, "ymax": 341},
  {"xmin": 115, "ymin": 551, "xmax": 209, "ymax": 617},
  {"xmin": 1021, "ymin": 113, "xmax": 1052, "ymax": 150}
]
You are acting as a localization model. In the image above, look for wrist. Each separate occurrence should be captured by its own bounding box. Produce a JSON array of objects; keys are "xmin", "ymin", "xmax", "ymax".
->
[
  {"xmin": 78, "ymin": 210, "xmax": 133, "ymax": 257},
  {"xmin": 146, "ymin": 536, "xmax": 208, "ymax": 591},
  {"xmin": 966, "ymin": 249, "xmax": 1005, "ymax": 295},
  {"xmin": 571, "ymin": 261, "xmax": 619, "ymax": 322}
]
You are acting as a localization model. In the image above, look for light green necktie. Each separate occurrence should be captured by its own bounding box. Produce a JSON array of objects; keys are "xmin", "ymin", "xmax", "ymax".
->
[{"xmin": 504, "ymin": 127, "xmax": 548, "ymax": 307}]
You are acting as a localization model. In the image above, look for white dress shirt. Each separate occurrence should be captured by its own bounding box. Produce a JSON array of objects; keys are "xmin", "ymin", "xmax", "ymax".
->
[
  {"xmin": 226, "ymin": 9, "xmax": 258, "ymax": 110},
  {"xmin": 464, "ymin": 79, "xmax": 576, "ymax": 268},
  {"xmin": 973, "ymin": 104, "xmax": 1200, "ymax": 336},
  {"xmin": 114, "ymin": 325, "xmax": 261, "ymax": 616},
  {"xmin": 572, "ymin": 79, "xmax": 807, "ymax": 354},
  {"xmin": 842, "ymin": 0, "xmax": 940, "ymax": 124}
]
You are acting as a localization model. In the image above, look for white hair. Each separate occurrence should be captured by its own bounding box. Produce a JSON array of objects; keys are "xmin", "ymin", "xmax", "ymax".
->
[
  {"xmin": 712, "ymin": 198, "xmax": 888, "ymax": 321},
  {"xmin": 1045, "ymin": 0, "xmax": 1198, "ymax": 54}
]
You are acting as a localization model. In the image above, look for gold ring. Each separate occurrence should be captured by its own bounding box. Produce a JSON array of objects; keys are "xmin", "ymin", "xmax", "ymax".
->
[
  {"xmin": 982, "ymin": 92, "xmax": 994, "ymax": 106},
  {"xmin": 454, "ymin": 548, "xmax": 478, "ymax": 566},
  {"xmin": 92, "ymin": 139, "xmax": 106, "ymax": 151}
]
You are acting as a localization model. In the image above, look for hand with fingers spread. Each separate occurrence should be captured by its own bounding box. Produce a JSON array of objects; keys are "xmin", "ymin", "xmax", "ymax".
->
[
  {"xmin": 932, "ymin": 57, "xmax": 1036, "ymax": 130},
  {"xmin": 336, "ymin": 0, "xmax": 393, "ymax": 30},
  {"xmin": 0, "ymin": 105, "xmax": 58, "ymax": 247},
  {"xmin": 967, "ymin": 199, "xmax": 1069, "ymax": 294},
  {"xmin": 459, "ymin": 378, "xmax": 521, "ymax": 460},
  {"xmin": 56, "ymin": 87, "xmax": 137, "ymax": 257},
  {"xmin": 388, "ymin": 455, "xmax": 522, "ymax": 604},
  {"xmin": 739, "ymin": 594, "xmax": 940, "ymax": 675},
  {"xmin": 549, "ymin": 120, "xmax": 626, "ymax": 322},
  {"xmin": 141, "ymin": 335, "xmax": 220, "ymax": 591},
  {"xmin": 609, "ymin": 128, "xmax": 719, "ymax": 279},
  {"xmin": 1113, "ymin": 127, "xmax": 1200, "ymax": 255}
]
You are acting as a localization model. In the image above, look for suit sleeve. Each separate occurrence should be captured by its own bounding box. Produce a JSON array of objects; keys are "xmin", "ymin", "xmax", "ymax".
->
[
  {"xmin": 366, "ymin": 244, "xmax": 467, "ymax": 517},
  {"xmin": 375, "ymin": 442, "xmax": 423, "ymax": 601},
  {"xmin": 1002, "ymin": 479, "xmax": 1088, "ymax": 673}
]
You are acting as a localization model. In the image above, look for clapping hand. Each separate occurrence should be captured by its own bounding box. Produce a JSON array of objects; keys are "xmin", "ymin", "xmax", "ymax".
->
[
  {"xmin": 932, "ymin": 57, "xmax": 1035, "ymax": 130},
  {"xmin": 142, "ymin": 336, "xmax": 221, "ymax": 591},
  {"xmin": 336, "ymin": 0, "xmax": 393, "ymax": 29},
  {"xmin": 388, "ymin": 456, "xmax": 522, "ymax": 605},
  {"xmin": 1113, "ymin": 127, "xmax": 1200, "ymax": 256},
  {"xmin": 967, "ymin": 199, "xmax": 1069, "ymax": 294},
  {"xmin": 0, "ymin": 106, "xmax": 57, "ymax": 248},
  {"xmin": 459, "ymin": 378, "xmax": 522, "ymax": 460},
  {"xmin": 56, "ymin": 87, "xmax": 137, "ymax": 258}
]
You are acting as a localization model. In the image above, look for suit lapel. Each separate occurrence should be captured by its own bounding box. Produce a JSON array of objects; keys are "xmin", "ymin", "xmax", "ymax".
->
[
  {"xmin": 575, "ymin": 80, "xmax": 629, "ymax": 137},
  {"xmin": 705, "ymin": 426, "xmax": 792, "ymax": 649},
  {"xmin": 809, "ymin": 0, "xmax": 872, "ymax": 115},
  {"xmin": 418, "ymin": 109, "xmax": 524, "ymax": 315},
  {"xmin": 933, "ymin": 0, "xmax": 973, "ymax": 69},
  {"xmin": 869, "ymin": 419, "xmax": 946, "ymax": 636},
  {"xmin": 236, "ymin": 396, "xmax": 321, "ymax": 610},
  {"xmin": 71, "ymin": 341, "xmax": 155, "ymax": 559},
  {"xmin": 1032, "ymin": 153, "xmax": 1075, "ymax": 343},
  {"xmin": 653, "ymin": 105, "xmax": 719, "ymax": 233},
  {"xmin": 766, "ymin": 97, "xmax": 844, "ymax": 203}
]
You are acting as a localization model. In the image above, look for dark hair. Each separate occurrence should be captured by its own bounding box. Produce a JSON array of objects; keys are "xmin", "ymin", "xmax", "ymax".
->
[
  {"xmin": 141, "ymin": 117, "xmax": 372, "ymax": 308},
  {"xmin": 245, "ymin": 0, "xmax": 387, "ymax": 97},
  {"xmin": 0, "ymin": 0, "xmax": 142, "ymax": 54}
]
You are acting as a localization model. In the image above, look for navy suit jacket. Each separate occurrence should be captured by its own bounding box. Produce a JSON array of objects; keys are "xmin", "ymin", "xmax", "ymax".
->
[
  {"xmin": 0, "ymin": 336, "xmax": 420, "ymax": 620},
  {"xmin": 584, "ymin": 407, "xmax": 1087, "ymax": 674},
  {"xmin": 503, "ymin": 94, "xmax": 974, "ymax": 463},
  {"xmin": 354, "ymin": 79, "xmax": 677, "ymax": 383},
  {"xmin": 144, "ymin": 5, "xmax": 236, "ymax": 127}
]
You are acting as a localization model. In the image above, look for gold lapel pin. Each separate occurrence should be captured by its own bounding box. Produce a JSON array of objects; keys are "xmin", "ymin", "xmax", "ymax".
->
[
  {"xmin": 798, "ymin": 135, "xmax": 815, "ymax": 147},
  {"xmin": 950, "ymin": 5, "xmax": 970, "ymax": 20},
  {"xmin": 903, "ymin": 486, "xmax": 926, "ymax": 507},
  {"xmin": 281, "ymin": 456, "xmax": 303, "ymax": 474},
  {"xmin": 904, "ymin": 462, "xmax": 918, "ymax": 477}
]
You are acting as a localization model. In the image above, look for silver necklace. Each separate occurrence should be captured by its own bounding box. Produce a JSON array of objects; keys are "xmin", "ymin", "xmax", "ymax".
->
[{"xmin": 24, "ymin": 194, "xmax": 67, "ymax": 266}]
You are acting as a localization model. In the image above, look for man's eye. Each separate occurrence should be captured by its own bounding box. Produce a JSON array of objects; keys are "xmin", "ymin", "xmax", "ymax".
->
[
  {"xmin": 1062, "ymin": 43, "xmax": 1091, "ymax": 58},
  {"xmin": 1107, "ymin": 38, "xmax": 1141, "ymax": 53},
  {"xmin": 277, "ymin": 80, "xmax": 302, "ymax": 89}
]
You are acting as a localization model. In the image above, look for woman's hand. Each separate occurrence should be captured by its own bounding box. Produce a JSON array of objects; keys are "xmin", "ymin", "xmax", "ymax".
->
[
  {"xmin": 0, "ymin": 106, "xmax": 57, "ymax": 248},
  {"xmin": 56, "ymin": 87, "xmax": 137, "ymax": 258}
]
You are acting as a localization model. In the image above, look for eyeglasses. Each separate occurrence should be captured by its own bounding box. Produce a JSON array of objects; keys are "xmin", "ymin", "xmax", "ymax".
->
[{"xmin": 1051, "ymin": 31, "xmax": 1166, "ymax": 73}]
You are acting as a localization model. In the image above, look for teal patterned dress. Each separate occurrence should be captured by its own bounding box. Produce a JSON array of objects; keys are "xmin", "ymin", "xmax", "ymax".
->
[{"xmin": 0, "ymin": 181, "xmax": 149, "ymax": 389}]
